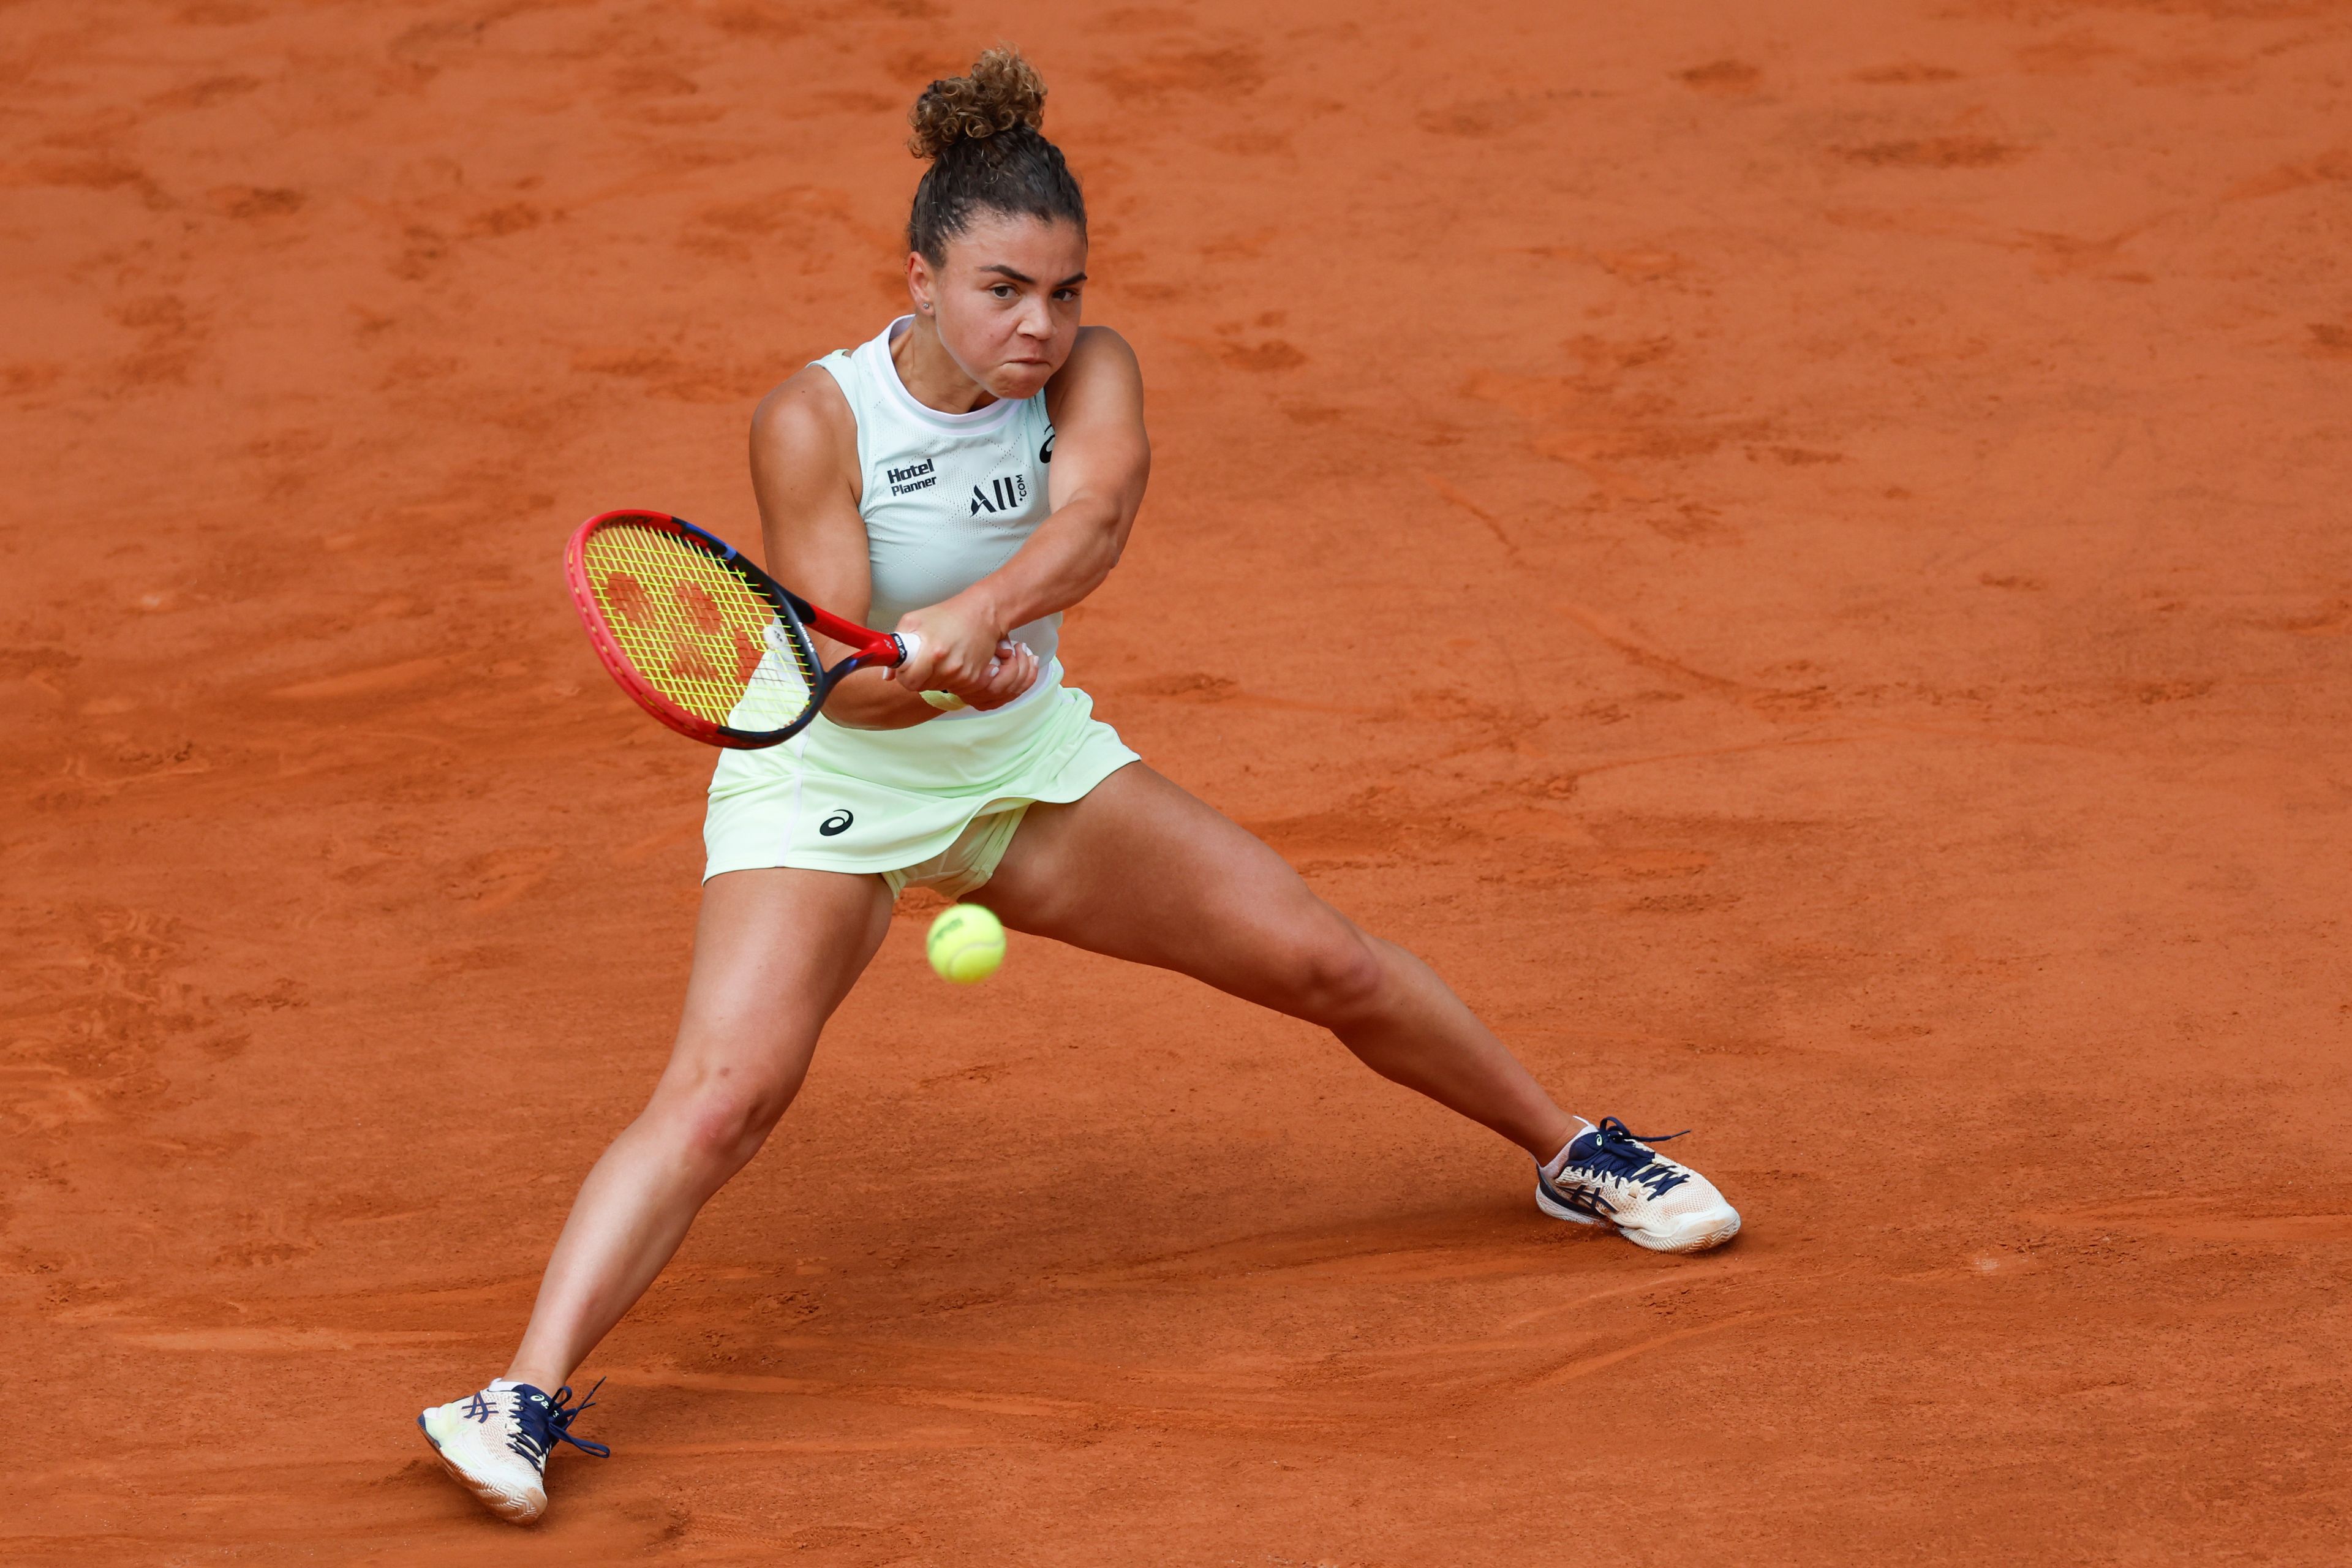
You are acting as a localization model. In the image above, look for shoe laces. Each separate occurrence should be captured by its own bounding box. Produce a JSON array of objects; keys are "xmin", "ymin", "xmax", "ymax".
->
[
  {"xmin": 1560, "ymin": 1118, "xmax": 1694, "ymax": 1205},
  {"xmin": 507, "ymin": 1379, "xmax": 611, "ymax": 1469}
]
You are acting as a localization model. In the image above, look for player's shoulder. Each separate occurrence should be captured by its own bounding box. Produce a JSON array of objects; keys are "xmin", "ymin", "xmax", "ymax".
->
[
  {"xmin": 1047, "ymin": 325, "xmax": 1142, "ymax": 416},
  {"xmin": 1066, "ymin": 323, "xmax": 1138, "ymax": 372},
  {"xmin": 752, "ymin": 363, "xmax": 857, "ymax": 467}
]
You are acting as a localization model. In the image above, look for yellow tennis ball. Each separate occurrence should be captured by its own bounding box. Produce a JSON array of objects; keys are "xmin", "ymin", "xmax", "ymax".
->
[{"xmin": 926, "ymin": 903, "xmax": 1005, "ymax": 984}]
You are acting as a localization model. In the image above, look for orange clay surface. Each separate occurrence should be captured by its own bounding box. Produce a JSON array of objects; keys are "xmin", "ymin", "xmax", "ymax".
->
[{"xmin": 6, "ymin": 2, "xmax": 2351, "ymax": 1563}]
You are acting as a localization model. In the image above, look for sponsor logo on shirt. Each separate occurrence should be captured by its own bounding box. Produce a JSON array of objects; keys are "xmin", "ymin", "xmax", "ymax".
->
[
  {"xmin": 885, "ymin": 458, "xmax": 937, "ymax": 496},
  {"xmin": 970, "ymin": 473, "xmax": 1029, "ymax": 514},
  {"xmin": 1039, "ymin": 428, "xmax": 1055, "ymax": 464}
]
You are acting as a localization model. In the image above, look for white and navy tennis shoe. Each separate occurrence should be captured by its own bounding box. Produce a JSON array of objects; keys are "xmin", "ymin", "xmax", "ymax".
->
[
  {"xmin": 1536, "ymin": 1118, "xmax": 1741, "ymax": 1253},
  {"xmin": 418, "ymin": 1377, "xmax": 608, "ymax": 1524}
]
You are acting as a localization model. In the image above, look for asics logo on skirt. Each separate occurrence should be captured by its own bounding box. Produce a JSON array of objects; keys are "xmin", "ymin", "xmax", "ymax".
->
[{"xmin": 818, "ymin": 810, "xmax": 854, "ymax": 837}]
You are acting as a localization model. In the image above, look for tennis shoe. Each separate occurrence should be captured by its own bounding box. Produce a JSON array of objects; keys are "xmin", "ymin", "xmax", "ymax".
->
[
  {"xmin": 1536, "ymin": 1117, "xmax": 1741, "ymax": 1253},
  {"xmin": 417, "ymin": 1377, "xmax": 608, "ymax": 1524}
]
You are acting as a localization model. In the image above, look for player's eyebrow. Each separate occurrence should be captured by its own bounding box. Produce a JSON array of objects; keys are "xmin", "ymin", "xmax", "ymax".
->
[{"xmin": 978, "ymin": 265, "xmax": 1088, "ymax": 287}]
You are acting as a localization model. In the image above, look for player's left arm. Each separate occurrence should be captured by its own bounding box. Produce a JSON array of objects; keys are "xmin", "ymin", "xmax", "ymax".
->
[{"xmin": 891, "ymin": 327, "xmax": 1148, "ymax": 694}]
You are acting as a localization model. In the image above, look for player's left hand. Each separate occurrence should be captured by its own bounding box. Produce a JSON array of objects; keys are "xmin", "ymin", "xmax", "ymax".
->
[
  {"xmin": 892, "ymin": 599, "xmax": 1029, "ymax": 701},
  {"xmin": 960, "ymin": 639, "xmax": 1039, "ymax": 709}
]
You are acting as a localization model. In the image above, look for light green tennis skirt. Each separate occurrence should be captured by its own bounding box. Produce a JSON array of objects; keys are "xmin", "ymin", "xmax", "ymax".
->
[{"xmin": 703, "ymin": 666, "xmax": 1138, "ymax": 898}]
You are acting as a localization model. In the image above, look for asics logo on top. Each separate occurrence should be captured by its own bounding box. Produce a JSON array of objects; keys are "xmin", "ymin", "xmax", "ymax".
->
[
  {"xmin": 884, "ymin": 458, "xmax": 936, "ymax": 497},
  {"xmin": 1039, "ymin": 428, "xmax": 1055, "ymax": 464},
  {"xmin": 970, "ymin": 473, "xmax": 1028, "ymax": 514},
  {"xmin": 818, "ymin": 809, "xmax": 854, "ymax": 837}
]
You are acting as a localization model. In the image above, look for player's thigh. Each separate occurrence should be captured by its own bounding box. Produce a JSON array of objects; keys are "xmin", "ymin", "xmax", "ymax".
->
[
  {"xmin": 981, "ymin": 764, "xmax": 1374, "ymax": 1014},
  {"xmin": 653, "ymin": 867, "xmax": 892, "ymax": 1107}
]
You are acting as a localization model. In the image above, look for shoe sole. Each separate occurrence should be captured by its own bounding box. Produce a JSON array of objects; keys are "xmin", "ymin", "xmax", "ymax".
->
[
  {"xmin": 1621, "ymin": 1207, "xmax": 1742, "ymax": 1254},
  {"xmin": 418, "ymin": 1413, "xmax": 544, "ymax": 1525},
  {"xmin": 1536, "ymin": 1187, "xmax": 1742, "ymax": 1254}
]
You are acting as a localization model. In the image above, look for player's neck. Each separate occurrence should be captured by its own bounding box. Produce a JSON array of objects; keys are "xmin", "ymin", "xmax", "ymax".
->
[{"xmin": 892, "ymin": 317, "xmax": 999, "ymax": 416}]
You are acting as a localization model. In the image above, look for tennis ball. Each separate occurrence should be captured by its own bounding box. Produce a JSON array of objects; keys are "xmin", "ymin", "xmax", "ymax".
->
[{"xmin": 926, "ymin": 903, "xmax": 1005, "ymax": 984}]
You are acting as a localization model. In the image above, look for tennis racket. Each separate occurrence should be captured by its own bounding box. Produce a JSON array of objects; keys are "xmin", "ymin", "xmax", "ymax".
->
[{"xmin": 564, "ymin": 508, "xmax": 925, "ymax": 748}]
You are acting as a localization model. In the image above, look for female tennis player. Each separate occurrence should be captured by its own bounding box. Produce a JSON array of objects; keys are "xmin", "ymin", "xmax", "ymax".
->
[{"xmin": 419, "ymin": 48, "xmax": 1740, "ymax": 1523}]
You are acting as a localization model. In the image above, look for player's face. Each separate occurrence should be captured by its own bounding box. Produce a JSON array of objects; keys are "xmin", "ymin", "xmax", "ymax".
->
[{"xmin": 910, "ymin": 213, "xmax": 1087, "ymax": 401}]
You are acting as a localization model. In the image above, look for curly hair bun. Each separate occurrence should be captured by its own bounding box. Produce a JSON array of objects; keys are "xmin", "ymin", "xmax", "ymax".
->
[
  {"xmin": 902, "ymin": 45, "xmax": 1082, "ymax": 258},
  {"xmin": 908, "ymin": 47, "xmax": 1047, "ymax": 160}
]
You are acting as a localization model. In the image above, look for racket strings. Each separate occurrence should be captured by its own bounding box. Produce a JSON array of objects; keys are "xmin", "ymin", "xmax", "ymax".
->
[{"xmin": 580, "ymin": 526, "xmax": 816, "ymax": 729}]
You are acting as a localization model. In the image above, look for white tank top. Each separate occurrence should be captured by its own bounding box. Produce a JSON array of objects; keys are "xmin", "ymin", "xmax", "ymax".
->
[{"xmin": 812, "ymin": 317, "xmax": 1060, "ymax": 669}]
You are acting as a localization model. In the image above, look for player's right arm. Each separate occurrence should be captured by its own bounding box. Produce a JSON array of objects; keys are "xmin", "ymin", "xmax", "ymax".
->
[{"xmin": 748, "ymin": 369, "xmax": 1032, "ymax": 728}]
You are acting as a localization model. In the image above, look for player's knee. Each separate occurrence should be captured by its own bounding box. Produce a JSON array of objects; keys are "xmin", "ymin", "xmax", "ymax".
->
[
  {"xmin": 1283, "ymin": 926, "xmax": 1389, "ymax": 1027},
  {"xmin": 666, "ymin": 1077, "xmax": 796, "ymax": 1170}
]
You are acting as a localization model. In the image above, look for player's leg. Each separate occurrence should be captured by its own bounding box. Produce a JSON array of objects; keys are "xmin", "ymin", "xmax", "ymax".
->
[
  {"xmin": 976, "ymin": 763, "xmax": 1577, "ymax": 1159},
  {"xmin": 507, "ymin": 866, "xmax": 892, "ymax": 1389},
  {"xmin": 421, "ymin": 867, "xmax": 889, "ymax": 1523},
  {"xmin": 976, "ymin": 764, "xmax": 1740, "ymax": 1254}
]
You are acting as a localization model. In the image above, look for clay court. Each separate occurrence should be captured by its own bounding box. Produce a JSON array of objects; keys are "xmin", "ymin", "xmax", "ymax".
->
[{"xmin": 7, "ymin": 0, "xmax": 2350, "ymax": 1561}]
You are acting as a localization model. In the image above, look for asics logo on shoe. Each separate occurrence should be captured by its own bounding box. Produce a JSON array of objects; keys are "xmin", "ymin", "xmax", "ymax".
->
[
  {"xmin": 1538, "ymin": 1172, "xmax": 1615, "ymax": 1219},
  {"xmin": 464, "ymin": 1392, "xmax": 493, "ymax": 1422}
]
